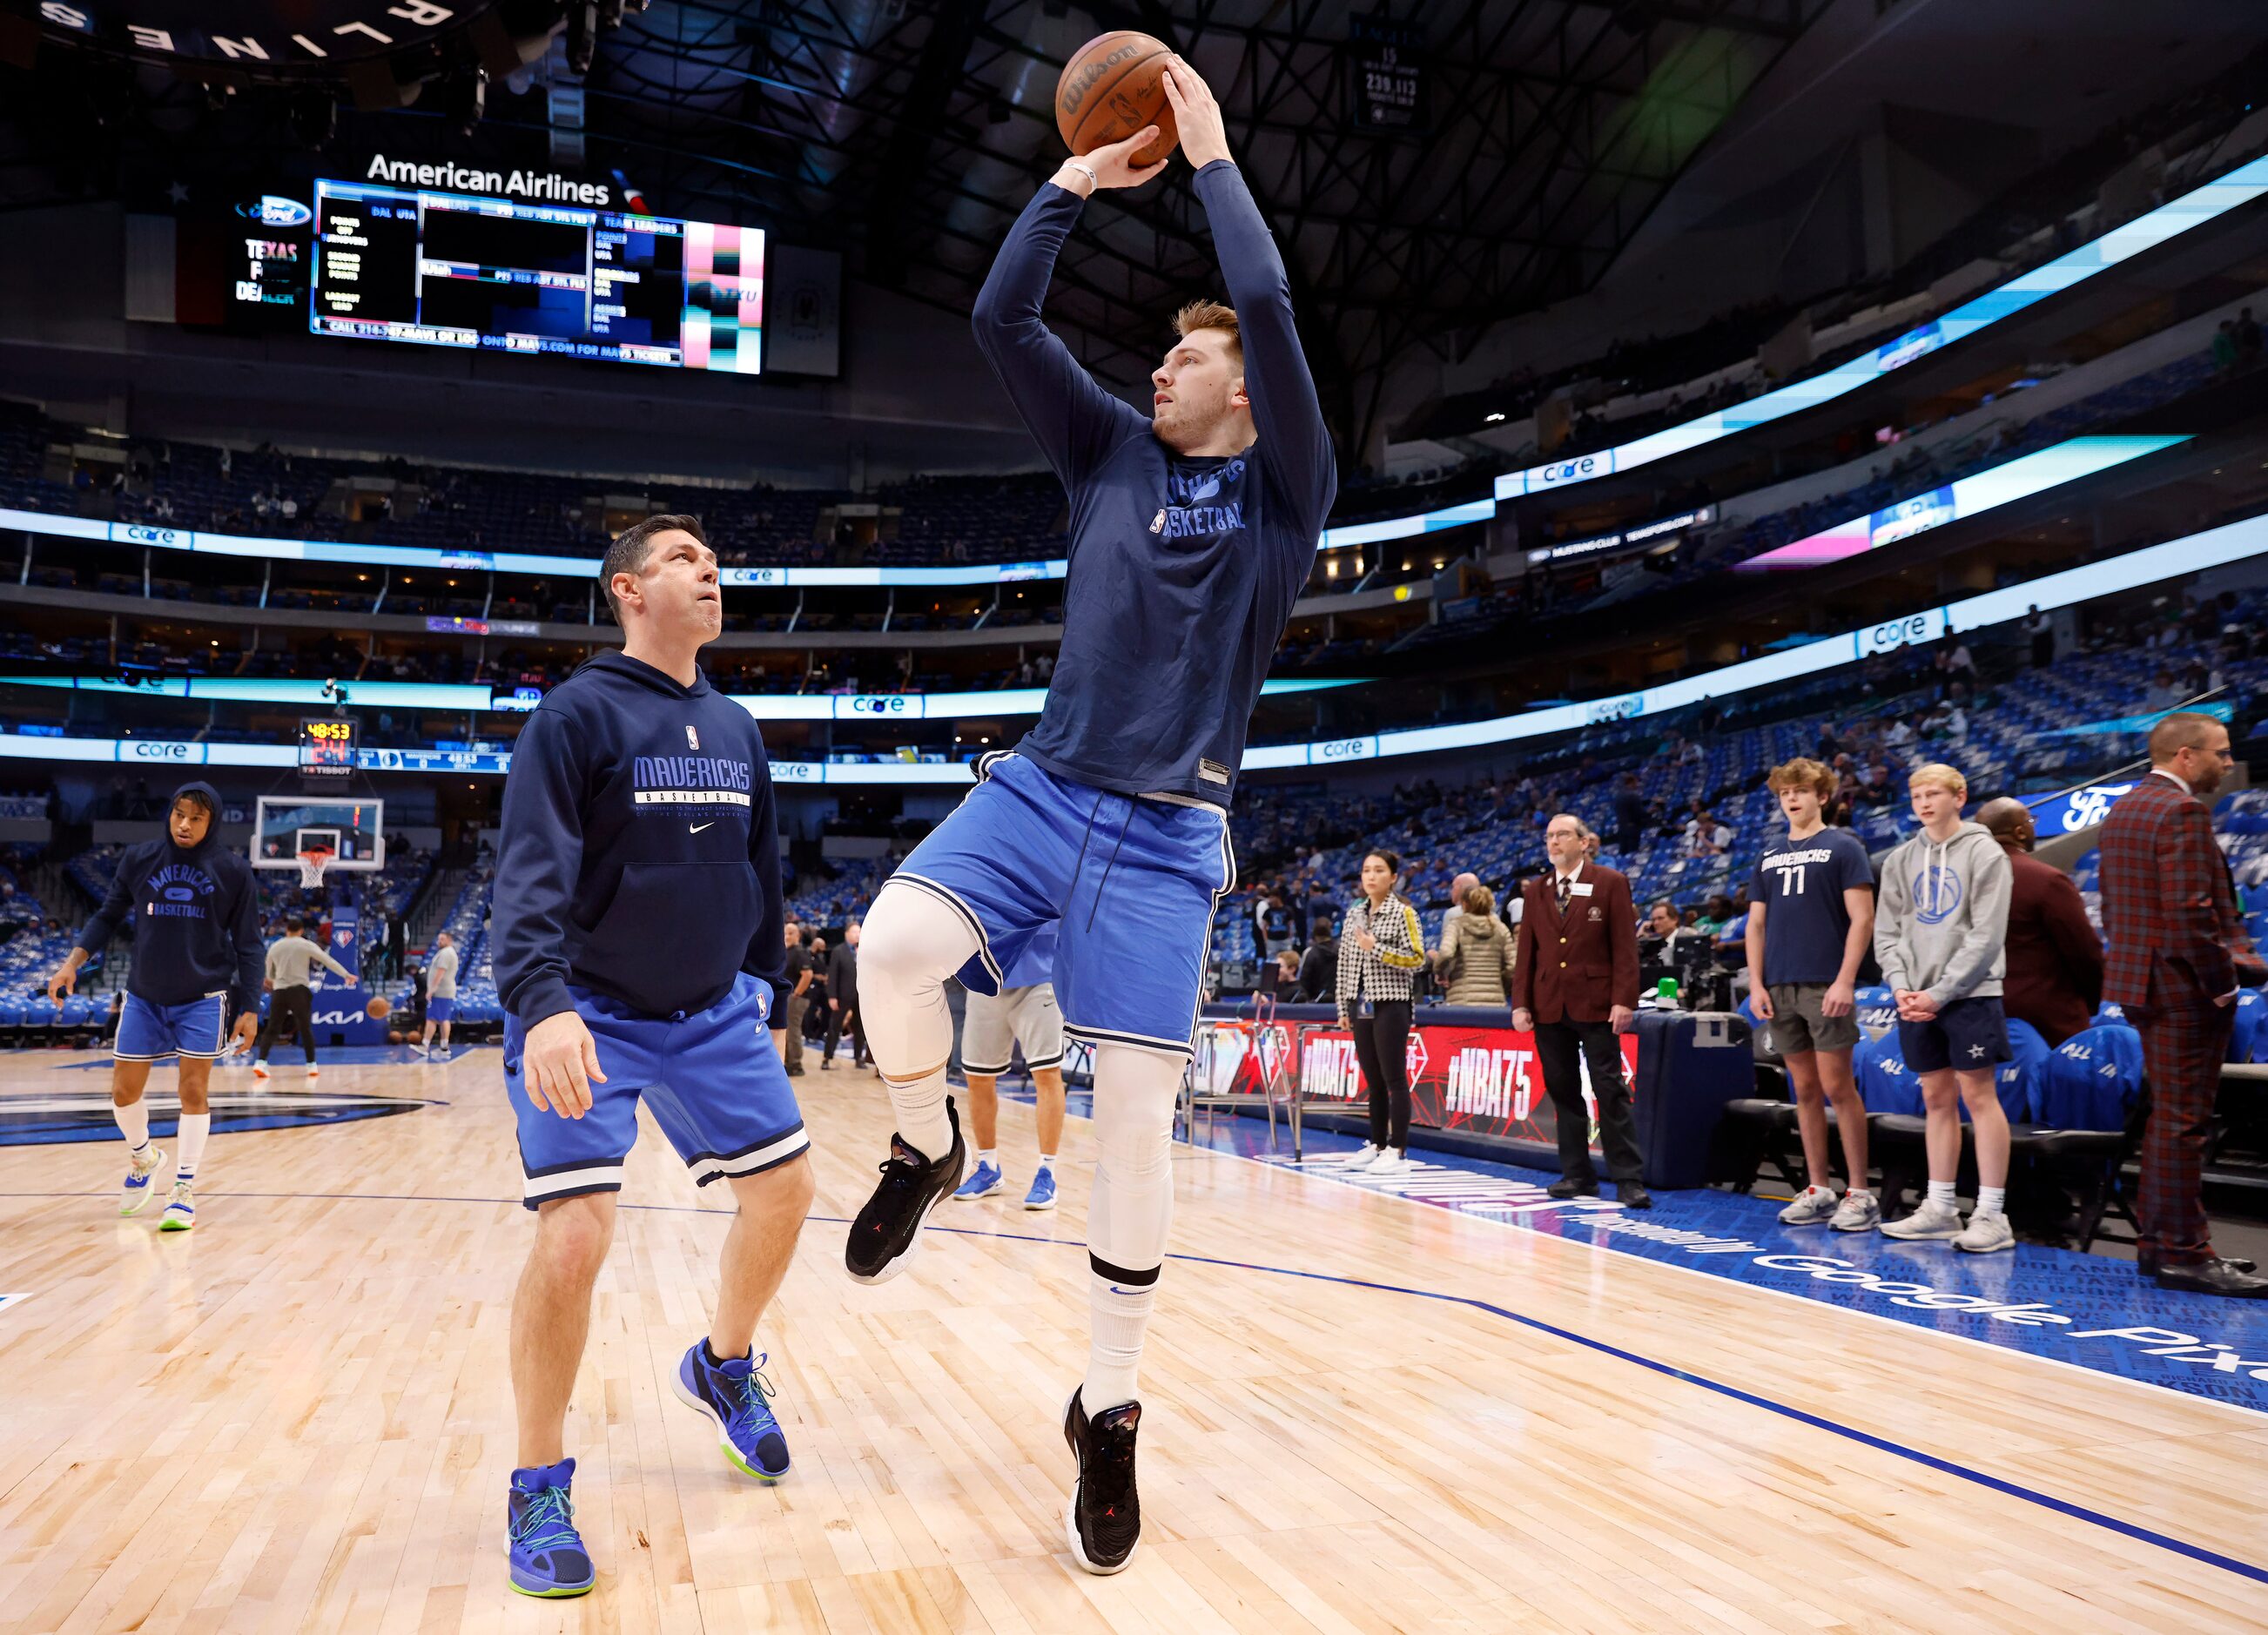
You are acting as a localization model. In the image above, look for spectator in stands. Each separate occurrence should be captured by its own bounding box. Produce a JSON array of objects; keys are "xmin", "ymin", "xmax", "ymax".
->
[
  {"xmin": 1335, "ymin": 849, "xmax": 1429, "ymax": 1178},
  {"xmin": 824, "ymin": 919, "xmax": 866, "ymax": 1071},
  {"xmin": 2212, "ymin": 319, "xmax": 2240, "ymax": 373},
  {"xmin": 1434, "ymin": 884, "xmax": 1517, "ymax": 1007},
  {"xmin": 1269, "ymin": 949, "xmax": 1302, "ymax": 997},
  {"xmin": 1974, "ymin": 798, "xmax": 2103, "ymax": 1046},
  {"xmin": 1439, "ymin": 872, "xmax": 1481, "ymax": 933},
  {"xmin": 2145, "ymin": 669, "xmax": 2183, "ymax": 712},
  {"xmin": 2025, "ymin": 605, "xmax": 2056, "ymax": 669},
  {"xmin": 2239, "ymin": 306, "xmax": 2264, "ymax": 368},
  {"xmin": 1874, "ymin": 764, "xmax": 2016, "ymax": 1253},
  {"xmin": 2098, "ymin": 712, "xmax": 2268, "ymax": 1296},
  {"xmin": 774, "ymin": 921, "xmax": 811, "ymax": 1076},
  {"xmin": 1511, "ymin": 815, "xmax": 1649, "ymax": 1208},
  {"xmin": 1612, "ymin": 775, "xmax": 1651, "ymax": 852},
  {"xmin": 1295, "ymin": 916, "xmax": 1338, "ymax": 1003},
  {"xmin": 1748, "ymin": 760, "xmax": 1878, "ymax": 1230},
  {"xmin": 1252, "ymin": 888, "xmax": 1297, "ymax": 965}
]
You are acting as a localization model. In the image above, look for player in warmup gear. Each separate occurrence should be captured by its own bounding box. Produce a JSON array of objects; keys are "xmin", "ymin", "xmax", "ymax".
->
[
  {"xmin": 1746, "ymin": 759, "xmax": 1880, "ymax": 1231},
  {"xmin": 491, "ymin": 515, "xmax": 815, "ymax": 1600},
  {"xmin": 253, "ymin": 913, "xmax": 356, "ymax": 1080},
  {"xmin": 845, "ymin": 60, "xmax": 1335, "ymax": 1578},
  {"xmin": 49, "ymin": 782, "xmax": 261, "ymax": 1230},
  {"xmin": 953, "ymin": 925, "xmax": 1068, "ymax": 1210},
  {"xmin": 1874, "ymin": 764, "xmax": 2017, "ymax": 1252},
  {"xmin": 421, "ymin": 931, "xmax": 460, "ymax": 1058}
]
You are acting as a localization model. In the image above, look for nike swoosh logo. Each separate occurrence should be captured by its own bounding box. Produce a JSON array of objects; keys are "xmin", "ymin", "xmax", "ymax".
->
[{"xmin": 690, "ymin": 822, "xmax": 715, "ymax": 833}]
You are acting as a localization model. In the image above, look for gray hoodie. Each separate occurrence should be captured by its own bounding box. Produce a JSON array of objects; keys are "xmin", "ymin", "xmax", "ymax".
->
[{"xmin": 1874, "ymin": 820, "xmax": 2011, "ymax": 1005}]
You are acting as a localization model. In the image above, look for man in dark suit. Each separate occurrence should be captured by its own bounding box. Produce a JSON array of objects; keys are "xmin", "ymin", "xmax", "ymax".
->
[
  {"xmin": 1975, "ymin": 797, "xmax": 2103, "ymax": 1045},
  {"xmin": 824, "ymin": 918, "xmax": 867, "ymax": 1070},
  {"xmin": 1511, "ymin": 813, "xmax": 1650, "ymax": 1207},
  {"xmin": 2098, "ymin": 713, "xmax": 2268, "ymax": 1296}
]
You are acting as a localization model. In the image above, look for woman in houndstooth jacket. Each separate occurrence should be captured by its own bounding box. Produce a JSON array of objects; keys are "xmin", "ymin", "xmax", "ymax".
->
[{"xmin": 1336, "ymin": 848, "xmax": 1429, "ymax": 1177}]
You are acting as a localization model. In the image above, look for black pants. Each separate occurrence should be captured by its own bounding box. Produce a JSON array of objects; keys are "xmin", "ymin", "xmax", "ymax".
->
[
  {"xmin": 1351, "ymin": 1000, "xmax": 1413, "ymax": 1150},
  {"xmin": 256, "ymin": 985, "xmax": 316, "ymax": 1064},
  {"xmin": 824, "ymin": 1000, "xmax": 867, "ymax": 1066},
  {"xmin": 1532, "ymin": 1018, "xmax": 1646, "ymax": 1184}
]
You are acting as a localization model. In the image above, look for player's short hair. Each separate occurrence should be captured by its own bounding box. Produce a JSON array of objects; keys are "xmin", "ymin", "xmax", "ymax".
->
[
  {"xmin": 1908, "ymin": 762, "xmax": 1968, "ymax": 797},
  {"xmin": 1173, "ymin": 299, "xmax": 1242, "ymax": 367},
  {"xmin": 286, "ymin": 915, "xmax": 305, "ymax": 933},
  {"xmin": 2149, "ymin": 710, "xmax": 2224, "ymax": 763},
  {"xmin": 1768, "ymin": 757, "xmax": 1835, "ymax": 799},
  {"xmin": 172, "ymin": 787, "xmax": 214, "ymax": 818},
  {"xmin": 601, "ymin": 513, "xmax": 708, "ymax": 626}
]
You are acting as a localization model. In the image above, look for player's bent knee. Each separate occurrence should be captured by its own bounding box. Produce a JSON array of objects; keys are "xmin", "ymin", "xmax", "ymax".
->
[
  {"xmin": 732, "ymin": 1153, "xmax": 816, "ymax": 1220},
  {"xmin": 534, "ymin": 1194, "xmax": 616, "ymax": 1278}
]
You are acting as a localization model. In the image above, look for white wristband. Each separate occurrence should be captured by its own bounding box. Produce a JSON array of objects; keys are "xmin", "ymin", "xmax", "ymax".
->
[{"xmin": 1065, "ymin": 161, "xmax": 1099, "ymax": 192}]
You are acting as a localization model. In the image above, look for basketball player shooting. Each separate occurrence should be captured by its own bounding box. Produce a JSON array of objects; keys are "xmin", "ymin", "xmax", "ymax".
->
[
  {"xmin": 845, "ymin": 58, "xmax": 1336, "ymax": 1575},
  {"xmin": 49, "ymin": 781, "xmax": 261, "ymax": 1234},
  {"xmin": 488, "ymin": 515, "xmax": 816, "ymax": 1599}
]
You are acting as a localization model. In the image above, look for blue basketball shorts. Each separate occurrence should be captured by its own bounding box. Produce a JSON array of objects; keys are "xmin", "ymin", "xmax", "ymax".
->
[
  {"xmin": 114, "ymin": 990, "xmax": 229, "ymax": 1061},
  {"xmin": 426, "ymin": 996, "xmax": 456, "ymax": 1025},
  {"xmin": 504, "ymin": 973, "xmax": 808, "ymax": 1209},
  {"xmin": 892, "ymin": 751, "xmax": 1235, "ymax": 1060}
]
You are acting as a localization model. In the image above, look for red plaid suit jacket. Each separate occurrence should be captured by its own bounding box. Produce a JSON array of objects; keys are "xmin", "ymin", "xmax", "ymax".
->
[{"xmin": 2096, "ymin": 772, "xmax": 2252, "ymax": 1008}]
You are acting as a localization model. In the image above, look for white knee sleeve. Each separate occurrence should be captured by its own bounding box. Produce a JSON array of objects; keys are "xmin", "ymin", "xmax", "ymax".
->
[{"xmin": 858, "ymin": 881, "xmax": 982, "ymax": 1157}]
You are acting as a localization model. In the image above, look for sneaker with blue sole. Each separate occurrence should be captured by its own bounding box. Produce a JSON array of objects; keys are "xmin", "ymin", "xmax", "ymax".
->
[
  {"xmin": 507, "ymin": 1457, "xmax": 596, "ymax": 1598},
  {"xmin": 954, "ymin": 1160, "xmax": 1004, "ymax": 1201},
  {"xmin": 1024, "ymin": 1167, "xmax": 1058, "ymax": 1211},
  {"xmin": 672, "ymin": 1341, "xmax": 791, "ymax": 1482}
]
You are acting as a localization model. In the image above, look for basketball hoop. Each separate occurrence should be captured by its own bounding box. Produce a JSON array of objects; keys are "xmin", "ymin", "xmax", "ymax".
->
[{"xmin": 297, "ymin": 849, "xmax": 333, "ymax": 890}]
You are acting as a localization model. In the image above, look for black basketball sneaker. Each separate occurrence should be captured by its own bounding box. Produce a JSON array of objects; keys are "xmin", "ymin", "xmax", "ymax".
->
[
  {"xmin": 844, "ymin": 1096, "xmax": 966, "ymax": 1284},
  {"xmin": 1062, "ymin": 1389, "xmax": 1142, "ymax": 1575}
]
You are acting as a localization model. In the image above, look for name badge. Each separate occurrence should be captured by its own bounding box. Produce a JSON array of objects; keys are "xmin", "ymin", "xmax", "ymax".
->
[{"xmin": 1570, "ymin": 881, "xmax": 1594, "ymax": 897}]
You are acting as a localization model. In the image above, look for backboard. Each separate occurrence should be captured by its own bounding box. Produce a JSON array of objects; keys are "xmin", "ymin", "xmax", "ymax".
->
[{"xmin": 252, "ymin": 797, "xmax": 385, "ymax": 887}]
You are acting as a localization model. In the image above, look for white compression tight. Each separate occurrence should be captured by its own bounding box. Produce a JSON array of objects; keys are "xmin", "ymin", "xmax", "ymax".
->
[{"xmin": 859, "ymin": 879, "xmax": 1182, "ymax": 1410}]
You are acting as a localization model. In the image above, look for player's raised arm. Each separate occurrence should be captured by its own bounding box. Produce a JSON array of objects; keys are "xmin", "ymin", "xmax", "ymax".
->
[
  {"xmin": 1162, "ymin": 59, "xmax": 1337, "ymax": 540},
  {"xmin": 971, "ymin": 131, "xmax": 1161, "ymax": 490}
]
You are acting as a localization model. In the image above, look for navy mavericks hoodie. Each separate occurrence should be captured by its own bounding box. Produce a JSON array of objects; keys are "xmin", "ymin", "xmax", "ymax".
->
[
  {"xmin": 73, "ymin": 779, "xmax": 263, "ymax": 1015},
  {"xmin": 494, "ymin": 651, "xmax": 786, "ymax": 1028}
]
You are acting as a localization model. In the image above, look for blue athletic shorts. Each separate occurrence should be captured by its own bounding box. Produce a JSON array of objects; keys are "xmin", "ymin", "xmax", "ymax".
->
[
  {"xmin": 1898, "ymin": 995, "xmax": 2011, "ymax": 1073},
  {"xmin": 427, "ymin": 996, "xmax": 456, "ymax": 1024},
  {"xmin": 114, "ymin": 990, "xmax": 228, "ymax": 1061},
  {"xmin": 504, "ymin": 972, "xmax": 808, "ymax": 1209},
  {"xmin": 892, "ymin": 751, "xmax": 1235, "ymax": 1060}
]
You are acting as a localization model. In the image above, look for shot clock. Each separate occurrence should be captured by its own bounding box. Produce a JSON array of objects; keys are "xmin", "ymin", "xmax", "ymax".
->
[{"xmin": 299, "ymin": 717, "xmax": 360, "ymax": 778}]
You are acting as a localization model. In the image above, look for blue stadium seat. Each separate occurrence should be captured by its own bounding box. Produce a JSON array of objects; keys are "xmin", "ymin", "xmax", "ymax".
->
[
  {"xmin": 2231, "ymin": 988, "xmax": 2268, "ymax": 1064},
  {"xmin": 1855, "ymin": 1030, "xmax": 1922, "ymax": 1115},
  {"xmin": 2038, "ymin": 1024, "xmax": 2145, "ymax": 1130},
  {"xmin": 1993, "ymin": 1019, "xmax": 2051, "ymax": 1123}
]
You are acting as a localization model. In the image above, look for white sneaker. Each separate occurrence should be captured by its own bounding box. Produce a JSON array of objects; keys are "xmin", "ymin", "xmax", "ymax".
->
[
  {"xmin": 252, "ymin": 1062, "xmax": 269, "ymax": 1080},
  {"xmin": 119, "ymin": 1146, "xmax": 165, "ymax": 1215},
  {"xmin": 1953, "ymin": 1209, "xmax": 2015, "ymax": 1254},
  {"xmin": 1365, "ymin": 1149, "xmax": 1410, "ymax": 1178},
  {"xmin": 1829, "ymin": 1190, "xmax": 1882, "ymax": 1232},
  {"xmin": 1341, "ymin": 1142, "xmax": 1383, "ymax": 1171},
  {"xmin": 306, "ymin": 1064, "xmax": 319, "ymax": 1079},
  {"xmin": 1778, "ymin": 1185, "xmax": 1841, "ymax": 1226},
  {"xmin": 158, "ymin": 1182, "xmax": 195, "ymax": 1233},
  {"xmin": 1880, "ymin": 1197, "xmax": 1964, "ymax": 1241}
]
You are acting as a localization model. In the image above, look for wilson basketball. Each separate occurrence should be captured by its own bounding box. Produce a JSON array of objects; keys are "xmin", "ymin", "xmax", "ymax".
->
[
  {"xmin": 1056, "ymin": 31, "xmax": 1179, "ymax": 169},
  {"xmin": 367, "ymin": 995, "xmax": 392, "ymax": 1020}
]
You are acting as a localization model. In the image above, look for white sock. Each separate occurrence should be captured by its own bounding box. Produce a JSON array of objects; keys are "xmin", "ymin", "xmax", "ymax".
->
[
  {"xmin": 114, "ymin": 1100, "xmax": 150, "ymax": 1155},
  {"xmin": 1082, "ymin": 1044, "xmax": 1181, "ymax": 1412},
  {"xmin": 1927, "ymin": 1179, "xmax": 1957, "ymax": 1208},
  {"xmin": 977, "ymin": 1148, "xmax": 998, "ymax": 1171},
  {"xmin": 1845, "ymin": 1186, "xmax": 1872, "ymax": 1199},
  {"xmin": 1977, "ymin": 1185, "xmax": 2006, "ymax": 1216},
  {"xmin": 858, "ymin": 883, "xmax": 979, "ymax": 1159},
  {"xmin": 1807, "ymin": 1183, "xmax": 1834, "ymax": 1197},
  {"xmin": 175, "ymin": 1113, "xmax": 211, "ymax": 1185},
  {"xmin": 1037, "ymin": 1153, "xmax": 1055, "ymax": 1174}
]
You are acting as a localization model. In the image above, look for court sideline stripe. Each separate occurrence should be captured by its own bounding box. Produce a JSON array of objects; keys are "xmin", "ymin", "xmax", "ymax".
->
[{"xmin": 3, "ymin": 1186, "xmax": 2263, "ymax": 1586}]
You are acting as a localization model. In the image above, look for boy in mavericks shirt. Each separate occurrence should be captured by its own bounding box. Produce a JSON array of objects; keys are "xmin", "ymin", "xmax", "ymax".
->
[
  {"xmin": 50, "ymin": 780, "xmax": 262, "ymax": 1232},
  {"xmin": 488, "ymin": 515, "xmax": 814, "ymax": 1599},
  {"xmin": 1745, "ymin": 759, "xmax": 1878, "ymax": 1230}
]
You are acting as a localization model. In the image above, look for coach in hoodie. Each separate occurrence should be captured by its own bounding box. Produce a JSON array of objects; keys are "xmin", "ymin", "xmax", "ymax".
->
[
  {"xmin": 1874, "ymin": 763, "xmax": 2016, "ymax": 1253},
  {"xmin": 49, "ymin": 780, "xmax": 261, "ymax": 1232},
  {"xmin": 489, "ymin": 515, "xmax": 813, "ymax": 1601}
]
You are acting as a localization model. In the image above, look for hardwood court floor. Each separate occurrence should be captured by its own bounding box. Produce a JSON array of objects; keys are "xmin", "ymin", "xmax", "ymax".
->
[{"xmin": 1, "ymin": 1048, "xmax": 2265, "ymax": 1634}]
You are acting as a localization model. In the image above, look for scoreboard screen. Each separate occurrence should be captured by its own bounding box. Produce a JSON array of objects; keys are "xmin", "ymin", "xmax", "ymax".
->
[
  {"xmin": 309, "ymin": 178, "xmax": 764, "ymax": 373},
  {"xmin": 299, "ymin": 717, "xmax": 360, "ymax": 778}
]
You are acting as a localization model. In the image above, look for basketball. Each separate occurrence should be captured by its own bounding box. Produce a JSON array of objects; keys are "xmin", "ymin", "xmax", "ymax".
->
[
  {"xmin": 1056, "ymin": 31, "xmax": 1178, "ymax": 169},
  {"xmin": 367, "ymin": 995, "xmax": 392, "ymax": 1020}
]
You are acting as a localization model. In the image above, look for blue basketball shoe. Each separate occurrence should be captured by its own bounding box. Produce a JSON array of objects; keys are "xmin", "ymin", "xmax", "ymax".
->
[
  {"xmin": 954, "ymin": 1158, "xmax": 1004, "ymax": 1201},
  {"xmin": 1024, "ymin": 1167, "xmax": 1058, "ymax": 1212},
  {"xmin": 673, "ymin": 1341, "xmax": 790, "ymax": 1481},
  {"xmin": 118, "ymin": 1145, "xmax": 165, "ymax": 1216},
  {"xmin": 507, "ymin": 1457, "xmax": 596, "ymax": 1598}
]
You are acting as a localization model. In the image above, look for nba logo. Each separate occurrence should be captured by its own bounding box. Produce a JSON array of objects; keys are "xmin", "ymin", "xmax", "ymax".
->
[{"xmin": 686, "ymin": 724, "xmax": 701, "ymax": 750}]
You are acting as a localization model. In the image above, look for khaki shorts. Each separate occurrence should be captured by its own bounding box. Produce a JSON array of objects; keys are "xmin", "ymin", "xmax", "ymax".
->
[
  {"xmin": 1767, "ymin": 983, "xmax": 1860, "ymax": 1056},
  {"xmin": 961, "ymin": 982, "xmax": 1065, "ymax": 1075}
]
